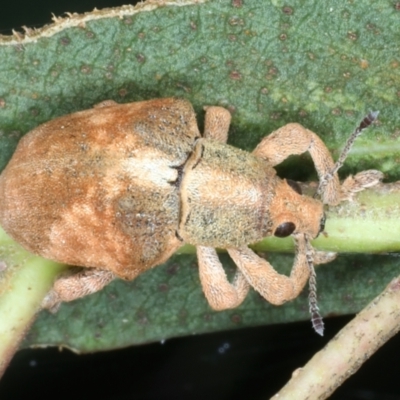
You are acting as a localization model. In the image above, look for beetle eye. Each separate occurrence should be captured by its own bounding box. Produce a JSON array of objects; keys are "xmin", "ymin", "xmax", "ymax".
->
[
  {"xmin": 274, "ymin": 222, "xmax": 296, "ymax": 238},
  {"xmin": 287, "ymin": 179, "xmax": 302, "ymax": 195}
]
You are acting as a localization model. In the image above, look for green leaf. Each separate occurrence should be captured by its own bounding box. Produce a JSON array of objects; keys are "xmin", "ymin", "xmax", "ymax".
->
[
  {"xmin": 23, "ymin": 253, "xmax": 400, "ymax": 352},
  {"xmin": 0, "ymin": 0, "xmax": 399, "ymax": 352}
]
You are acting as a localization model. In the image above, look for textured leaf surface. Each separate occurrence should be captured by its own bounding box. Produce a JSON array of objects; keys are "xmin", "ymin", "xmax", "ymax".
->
[
  {"xmin": 23, "ymin": 253, "xmax": 400, "ymax": 352},
  {"xmin": 0, "ymin": 0, "xmax": 399, "ymax": 351}
]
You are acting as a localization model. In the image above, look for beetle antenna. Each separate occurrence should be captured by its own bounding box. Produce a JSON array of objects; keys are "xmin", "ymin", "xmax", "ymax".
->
[
  {"xmin": 316, "ymin": 111, "xmax": 379, "ymax": 198},
  {"xmin": 305, "ymin": 236, "xmax": 324, "ymax": 336}
]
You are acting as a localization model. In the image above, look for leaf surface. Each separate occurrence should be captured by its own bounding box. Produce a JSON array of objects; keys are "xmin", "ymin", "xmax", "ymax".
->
[{"xmin": 0, "ymin": 0, "xmax": 399, "ymax": 352}]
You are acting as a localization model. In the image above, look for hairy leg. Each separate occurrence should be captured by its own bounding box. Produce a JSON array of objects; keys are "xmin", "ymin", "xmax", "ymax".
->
[
  {"xmin": 253, "ymin": 123, "xmax": 341, "ymax": 205},
  {"xmin": 42, "ymin": 268, "xmax": 115, "ymax": 312},
  {"xmin": 197, "ymin": 246, "xmax": 250, "ymax": 310},
  {"xmin": 203, "ymin": 106, "xmax": 231, "ymax": 143},
  {"xmin": 227, "ymin": 237, "xmax": 312, "ymax": 306}
]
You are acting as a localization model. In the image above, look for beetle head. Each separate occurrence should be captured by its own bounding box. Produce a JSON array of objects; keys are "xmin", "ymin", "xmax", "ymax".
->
[{"xmin": 269, "ymin": 179, "xmax": 325, "ymax": 239}]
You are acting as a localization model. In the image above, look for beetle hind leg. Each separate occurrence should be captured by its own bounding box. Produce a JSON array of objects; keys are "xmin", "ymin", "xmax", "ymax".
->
[
  {"xmin": 42, "ymin": 268, "xmax": 115, "ymax": 312},
  {"xmin": 197, "ymin": 246, "xmax": 250, "ymax": 311}
]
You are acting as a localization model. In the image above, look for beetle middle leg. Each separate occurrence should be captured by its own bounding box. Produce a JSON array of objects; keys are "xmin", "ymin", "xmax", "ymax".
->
[
  {"xmin": 196, "ymin": 106, "xmax": 253, "ymax": 310},
  {"xmin": 227, "ymin": 236, "xmax": 311, "ymax": 305},
  {"xmin": 197, "ymin": 246, "xmax": 250, "ymax": 310}
]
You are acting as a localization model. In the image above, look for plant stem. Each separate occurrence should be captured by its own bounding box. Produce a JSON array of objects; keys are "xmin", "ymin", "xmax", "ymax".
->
[
  {"xmin": 271, "ymin": 275, "xmax": 400, "ymax": 400},
  {"xmin": 0, "ymin": 228, "xmax": 67, "ymax": 378}
]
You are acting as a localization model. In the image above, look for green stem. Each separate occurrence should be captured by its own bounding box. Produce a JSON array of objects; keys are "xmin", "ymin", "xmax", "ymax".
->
[
  {"xmin": 0, "ymin": 228, "xmax": 67, "ymax": 377},
  {"xmin": 272, "ymin": 275, "xmax": 400, "ymax": 399}
]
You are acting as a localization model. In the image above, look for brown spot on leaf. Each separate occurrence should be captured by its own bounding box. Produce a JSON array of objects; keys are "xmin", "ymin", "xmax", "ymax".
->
[
  {"xmin": 282, "ymin": 6, "xmax": 293, "ymax": 14},
  {"xmin": 158, "ymin": 283, "xmax": 169, "ymax": 292},
  {"xmin": 226, "ymin": 104, "xmax": 237, "ymax": 114},
  {"xmin": 80, "ymin": 65, "xmax": 91, "ymax": 74},
  {"xmin": 229, "ymin": 70, "xmax": 242, "ymax": 80},
  {"xmin": 231, "ymin": 313, "xmax": 242, "ymax": 324},
  {"xmin": 203, "ymin": 313, "xmax": 213, "ymax": 322},
  {"xmin": 270, "ymin": 112, "xmax": 282, "ymax": 120},
  {"xmin": 347, "ymin": 31, "xmax": 358, "ymax": 40},
  {"xmin": 136, "ymin": 310, "xmax": 149, "ymax": 325},
  {"xmin": 30, "ymin": 107, "xmax": 39, "ymax": 116},
  {"xmin": 136, "ymin": 53, "xmax": 146, "ymax": 63},
  {"xmin": 60, "ymin": 36, "xmax": 71, "ymax": 46},
  {"xmin": 298, "ymin": 109, "xmax": 307, "ymax": 117},
  {"xmin": 118, "ymin": 88, "xmax": 128, "ymax": 97},
  {"xmin": 166, "ymin": 263, "xmax": 179, "ymax": 275},
  {"xmin": 360, "ymin": 59, "xmax": 369, "ymax": 69},
  {"xmin": 179, "ymin": 309, "xmax": 188, "ymax": 324},
  {"xmin": 228, "ymin": 17, "xmax": 244, "ymax": 26}
]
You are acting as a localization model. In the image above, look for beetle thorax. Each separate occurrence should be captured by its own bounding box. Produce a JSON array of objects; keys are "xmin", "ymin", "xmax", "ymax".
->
[{"xmin": 178, "ymin": 139, "xmax": 278, "ymax": 247}]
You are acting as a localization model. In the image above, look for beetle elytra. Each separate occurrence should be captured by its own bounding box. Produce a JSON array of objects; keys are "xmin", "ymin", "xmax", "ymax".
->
[{"xmin": 0, "ymin": 98, "xmax": 382, "ymax": 334}]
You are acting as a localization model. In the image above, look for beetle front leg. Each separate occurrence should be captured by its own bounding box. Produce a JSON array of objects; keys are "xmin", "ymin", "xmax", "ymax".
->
[
  {"xmin": 253, "ymin": 123, "xmax": 342, "ymax": 205},
  {"xmin": 42, "ymin": 268, "xmax": 115, "ymax": 311},
  {"xmin": 197, "ymin": 246, "xmax": 250, "ymax": 310},
  {"xmin": 227, "ymin": 238, "xmax": 313, "ymax": 305},
  {"xmin": 340, "ymin": 169, "xmax": 384, "ymax": 201}
]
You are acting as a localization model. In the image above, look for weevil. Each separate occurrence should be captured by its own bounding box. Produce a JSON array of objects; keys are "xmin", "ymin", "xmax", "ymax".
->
[{"xmin": 0, "ymin": 98, "xmax": 382, "ymax": 334}]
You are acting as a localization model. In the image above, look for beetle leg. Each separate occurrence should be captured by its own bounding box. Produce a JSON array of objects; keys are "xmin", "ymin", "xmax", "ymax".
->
[
  {"xmin": 227, "ymin": 238, "xmax": 312, "ymax": 305},
  {"xmin": 313, "ymin": 250, "xmax": 337, "ymax": 265},
  {"xmin": 253, "ymin": 123, "xmax": 341, "ymax": 205},
  {"xmin": 340, "ymin": 169, "xmax": 384, "ymax": 201},
  {"xmin": 197, "ymin": 246, "xmax": 250, "ymax": 310},
  {"xmin": 203, "ymin": 106, "xmax": 231, "ymax": 143},
  {"xmin": 42, "ymin": 268, "xmax": 115, "ymax": 312}
]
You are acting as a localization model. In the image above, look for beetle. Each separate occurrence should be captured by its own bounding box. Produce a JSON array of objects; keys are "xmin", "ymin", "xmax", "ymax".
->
[{"xmin": 0, "ymin": 98, "xmax": 382, "ymax": 333}]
